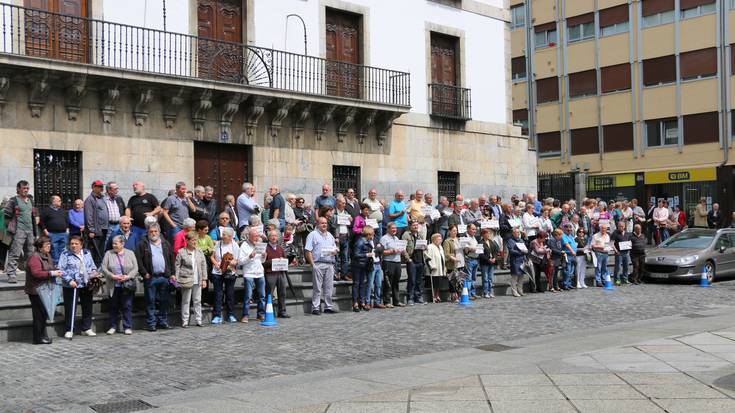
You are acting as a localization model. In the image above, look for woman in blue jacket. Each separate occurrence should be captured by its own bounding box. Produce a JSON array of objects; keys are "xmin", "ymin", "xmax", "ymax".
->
[
  {"xmin": 58, "ymin": 235, "xmax": 99, "ymax": 339},
  {"xmin": 506, "ymin": 228, "xmax": 528, "ymax": 297}
]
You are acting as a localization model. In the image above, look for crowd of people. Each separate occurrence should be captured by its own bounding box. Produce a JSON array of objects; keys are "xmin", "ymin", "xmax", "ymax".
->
[{"xmin": 3, "ymin": 178, "xmax": 731, "ymax": 345}]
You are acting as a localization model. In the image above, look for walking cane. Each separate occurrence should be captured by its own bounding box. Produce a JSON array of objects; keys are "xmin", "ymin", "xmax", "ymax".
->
[{"xmin": 68, "ymin": 286, "xmax": 78, "ymax": 341}]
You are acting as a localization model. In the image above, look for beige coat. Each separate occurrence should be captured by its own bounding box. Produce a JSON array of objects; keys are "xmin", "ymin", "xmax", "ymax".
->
[
  {"xmin": 175, "ymin": 247, "xmax": 208, "ymax": 288},
  {"xmin": 694, "ymin": 204, "xmax": 708, "ymax": 227},
  {"xmin": 424, "ymin": 243, "xmax": 446, "ymax": 277},
  {"xmin": 100, "ymin": 249, "xmax": 139, "ymax": 297}
]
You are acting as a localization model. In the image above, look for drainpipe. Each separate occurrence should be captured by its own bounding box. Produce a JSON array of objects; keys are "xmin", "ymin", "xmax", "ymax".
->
[{"xmin": 719, "ymin": 0, "xmax": 730, "ymax": 167}]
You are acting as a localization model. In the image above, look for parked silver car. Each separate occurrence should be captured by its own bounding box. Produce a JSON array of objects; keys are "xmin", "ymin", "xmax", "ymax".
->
[{"xmin": 643, "ymin": 228, "xmax": 735, "ymax": 283}]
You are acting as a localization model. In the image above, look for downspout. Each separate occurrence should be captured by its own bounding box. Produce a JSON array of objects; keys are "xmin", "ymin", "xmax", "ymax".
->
[{"xmin": 720, "ymin": 0, "xmax": 730, "ymax": 166}]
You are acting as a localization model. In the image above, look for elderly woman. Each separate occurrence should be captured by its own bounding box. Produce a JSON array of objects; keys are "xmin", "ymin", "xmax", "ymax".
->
[
  {"xmin": 442, "ymin": 225, "xmax": 464, "ymax": 302},
  {"xmin": 100, "ymin": 235, "xmax": 138, "ymax": 335},
  {"xmin": 26, "ymin": 236, "xmax": 62, "ymax": 344},
  {"xmin": 68, "ymin": 198, "xmax": 84, "ymax": 236},
  {"xmin": 58, "ymin": 235, "xmax": 99, "ymax": 339},
  {"xmin": 351, "ymin": 226, "xmax": 374, "ymax": 312},
  {"xmin": 547, "ymin": 229, "xmax": 566, "ymax": 292},
  {"xmin": 424, "ymin": 233, "xmax": 446, "ymax": 303},
  {"xmin": 210, "ymin": 227, "xmax": 239, "ymax": 324},
  {"xmin": 506, "ymin": 227, "xmax": 528, "ymax": 297},
  {"xmin": 176, "ymin": 231, "xmax": 208, "ymax": 327},
  {"xmin": 479, "ymin": 228, "xmax": 499, "ymax": 298},
  {"xmin": 530, "ymin": 230, "xmax": 550, "ymax": 292},
  {"xmin": 575, "ymin": 228, "xmax": 588, "ymax": 288},
  {"xmin": 173, "ymin": 218, "xmax": 197, "ymax": 257}
]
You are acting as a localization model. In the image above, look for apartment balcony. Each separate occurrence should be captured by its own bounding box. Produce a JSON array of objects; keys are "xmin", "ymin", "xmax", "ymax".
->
[
  {"xmin": 428, "ymin": 83, "xmax": 471, "ymax": 121},
  {"xmin": 0, "ymin": 3, "xmax": 410, "ymax": 144}
]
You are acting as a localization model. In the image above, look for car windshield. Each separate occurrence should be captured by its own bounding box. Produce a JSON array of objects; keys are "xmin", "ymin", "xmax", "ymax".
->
[{"xmin": 659, "ymin": 233, "xmax": 714, "ymax": 249}]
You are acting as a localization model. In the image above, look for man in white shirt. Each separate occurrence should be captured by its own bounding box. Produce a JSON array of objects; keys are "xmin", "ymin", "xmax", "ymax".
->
[{"xmin": 362, "ymin": 188, "xmax": 384, "ymax": 238}]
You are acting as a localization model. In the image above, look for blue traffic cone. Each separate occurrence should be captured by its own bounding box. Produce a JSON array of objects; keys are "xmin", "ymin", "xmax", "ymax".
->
[
  {"xmin": 603, "ymin": 273, "xmax": 615, "ymax": 291},
  {"xmin": 458, "ymin": 279, "xmax": 472, "ymax": 307},
  {"xmin": 260, "ymin": 294, "xmax": 278, "ymax": 326},
  {"xmin": 700, "ymin": 266, "xmax": 710, "ymax": 288}
]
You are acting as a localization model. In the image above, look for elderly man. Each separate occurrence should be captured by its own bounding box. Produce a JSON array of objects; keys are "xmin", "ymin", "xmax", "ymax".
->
[
  {"xmin": 402, "ymin": 220, "xmax": 426, "ymax": 305},
  {"xmin": 435, "ymin": 196, "xmax": 450, "ymax": 240},
  {"xmin": 3, "ymin": 180, "xmax": 38, "ymax": 283},
  {"xmin": 269, "ymin": 185, "xmax": 286, "ymax": 230},
  {"xmin": 103, "ymin": 181, "xmax": 127, "ymax": 251},
  {"xmin": 388, "ymin": 191, "xmax": 409, "ymax": 238},
  {"xmin": 238, "ymin": 227, "xmax": 267, "ymax": 322},
  {"xmin": 447, "ymin": 201, "xmax": 466, "ymax": 235},
  {"xmin": 105, "ymin": 216, "xmax": 139, "ymax": 251},
  {"xmin": 202, "ymin": 186, "xmax": 218, "ymax": 229},
  {"xmin": 363, "ymin": 188, "xmax": 384, "ymax": 238},
  {"xmin": 189, "ymin": 186, "xmax": 208, "ymax": 222},
  {"xmin": 462, "ymin": 199, "xmax": 483, "ymax": 227},
  {"xmin": 162, "ymin": 181, "xmax": 195, "ymax": 243},
  {"xmin": 223, "ymin": 194, "xmax": 238, "ymax": 229},
  {"xmin": 136, "ymin": 223, "xmax": 175, "ymax": 331},
  {"xmin": 39, "ymin": 195, "xmax": 69, "ymax": 264},
  {"xmin": 488, "ymin": 195, "xmax": 502, "ymax": 220},
  {"xmin": 708, "ymin": 203, "xmax": 722, "ymax": 229},
  {"xmin": 380, "ymin": 222, "xmax": 405, "ymax": 308},
  {"xmin": 314, "ymin": 184, "xmax": 336, "ymax": 220},
  {"xmin": 611, "ymin": 221, "xmax": 632, "ymax": 285},
  {"xmin": 209, "ymin": 212, "xmax": 239, "ymax": 241},
  {"xmin": 304, "ymin": 217, "xmax": 339, "ymax": 315},
  {"xmin": 236, "ymin": 182, "xmax": 261, "ymax": 233},
  {"xmin": 84, "ymin": 180, "xmax": 109, "ymax": 266},
  {"xmin": 344, "ymin": 188, "xmax": 360, "ymax": 218},
  {"xmin": 126, "ymin": 181, "xmax": 161, "ymax": 239},
  {"xmin": 423, "ymin": 193, "xmax": 436, "ymax": 238},
  {"xmin": 407, "ymin": 189, "xmax": 427, "ymax": 236},
  {"xmin": 332, "ymin": 195, "xmax": 353, "ymax": 281}
]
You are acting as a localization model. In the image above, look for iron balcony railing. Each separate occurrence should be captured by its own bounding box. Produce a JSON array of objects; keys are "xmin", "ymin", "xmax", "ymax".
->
[
  {"xmin": 428, "ymin": 83, "xmax": 471, "ymax": 120},
  {"xmin": 0, "ymin": 3, "xmax": 411, "ymax": 107}
]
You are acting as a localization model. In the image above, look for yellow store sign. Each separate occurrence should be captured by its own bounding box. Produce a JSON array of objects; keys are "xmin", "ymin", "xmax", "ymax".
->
[
  {"xmin": 644, "ymin": 168, "xmax": 716, "ymax": 185},
  {"xmin": 588, "ymin": 173, "xmax": 636, "ymax": 190}
]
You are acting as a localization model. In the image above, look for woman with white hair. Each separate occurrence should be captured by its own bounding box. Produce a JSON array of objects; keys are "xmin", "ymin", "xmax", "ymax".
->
[
  {"xmin": 176, "ymin": 231, "xmax": 208, "ymax": 327},
  {"xmin": 100, "ymin": 235, "xmax": 138, "ymax": 335},
  {"xmin": 210, "ymin": 227, "xmax": 239, "ymax": 324},
  {"xmin": 173, "ymin": 218, "xmax": 197, "ymax": 257}
]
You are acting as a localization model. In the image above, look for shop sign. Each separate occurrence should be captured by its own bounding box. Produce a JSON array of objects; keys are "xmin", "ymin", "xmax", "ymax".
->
[{"xmin": 644, "ymin": 168, "xmax": 716, "ymax": 185}]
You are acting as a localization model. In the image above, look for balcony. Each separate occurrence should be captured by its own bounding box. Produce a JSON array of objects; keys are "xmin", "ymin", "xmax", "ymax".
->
[
  {"xmin": 428, "ymin": 83, "xmax": 471, "ymax": 121},
  {"xmin": 0, "ymin": 3, "xmax": 410, "ymax": 145}
]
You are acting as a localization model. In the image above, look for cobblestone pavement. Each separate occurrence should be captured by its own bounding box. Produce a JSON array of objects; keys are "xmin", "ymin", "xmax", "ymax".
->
[{"xmin": 3, "ymin": 281, "xmax": 735, "ymax": 412}]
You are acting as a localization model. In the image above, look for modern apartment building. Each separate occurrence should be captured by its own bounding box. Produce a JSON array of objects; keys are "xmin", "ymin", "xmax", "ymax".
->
[{"xmin": 511, "ymin": 0, "xmax": 734, "ymax": 221}]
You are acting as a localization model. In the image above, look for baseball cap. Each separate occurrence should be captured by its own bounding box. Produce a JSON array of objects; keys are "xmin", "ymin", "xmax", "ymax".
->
[{"xmin": 92, "ymin": 180, "xmax": 104, "ymax": 187}]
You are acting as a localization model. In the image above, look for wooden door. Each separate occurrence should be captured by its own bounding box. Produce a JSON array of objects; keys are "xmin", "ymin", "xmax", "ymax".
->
[
  {"xmin": 24, "ymin": 0, "xmax": 88, "ymax": 63},
  {"xmin": 326, "ymin": 9, "xmax": 360, "ymax": 99},
  {"xmin": 194, "ymin": 142, "xmax": 250, "ymax": 208},
  {"xmin": 430, "ymin": 33, "xmax": 458, "ymax": 116},
  {"xmin": 197, "ymin": 0, "xmax": 243, "ymax": 82}
]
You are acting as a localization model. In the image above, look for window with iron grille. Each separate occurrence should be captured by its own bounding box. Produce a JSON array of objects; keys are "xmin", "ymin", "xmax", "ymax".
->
[
  {"xmin": 33, "ymin": 149, "xmax": 82, "ymax": 210},
  {"xmin": 333, "ymin": 165, "xmax": 360, "ymax": 199},
  {"xmin": 438, "ymin": 171, "xmax": 460, "ymax": 204}
]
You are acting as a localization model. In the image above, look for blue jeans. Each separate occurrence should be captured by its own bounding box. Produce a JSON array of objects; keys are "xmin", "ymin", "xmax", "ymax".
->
[
  {"xmin": 167, "ymin": 226, "xmax": 181, "ymax": 244},
  {"xmin": 351, "ymin": 262, "xmax": 370, "ymax": 304},
  {"xmin": 336, "ymin": 236, "xmax": 350, "ymax": 276},
  {"xmin": 614, "ymin": 251, "xmax": 630, "ymax": 282},
  {"xmin": 481, "ymin": 264, "xmax": 495, "ymax": 295},
  {"xmin": 278, "ymin": 218, "xmax": 285, "ymax": 231},
  {"xmin": 368, "ymin": 262, "xmax": 383, "ymax": 305},
  {"xmin": 242, "ymin": 277, "xmax": 266, "ymax": 318},
  {"xmin": 595, "ymin": 252, "xmax": 609, "ymax": 284},
  {"xmin": 48, "ymin": 232, "xmax": 68, "ymax": 264},
  {"xmin": 211, "ymin": 274, "xmax": 236, "ymax": 318},
  {"xmin": 144, "ymin": 276, "xmax": 170, "ymax": 327},
  {"xmin": 563, "ymin": 258, "xmax": 575, "ymax": 289},
  {"xmin": 406, "ymin": 261, "xmax": 425, "ymax": 302},
  {"xmin": 465, "ymin": 258, "xmax": 479, "ymax": 296}
]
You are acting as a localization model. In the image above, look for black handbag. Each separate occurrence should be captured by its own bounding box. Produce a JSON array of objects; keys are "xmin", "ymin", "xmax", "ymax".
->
[{"xmin": 122, "ymin": 277, "xmax": 137, "ymax": 293}]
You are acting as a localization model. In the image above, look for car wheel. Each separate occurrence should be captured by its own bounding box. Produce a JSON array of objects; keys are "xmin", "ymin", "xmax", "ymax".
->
[{"xmin": 703, "ymin": 261, "xmax": 716, "ymax": 284}]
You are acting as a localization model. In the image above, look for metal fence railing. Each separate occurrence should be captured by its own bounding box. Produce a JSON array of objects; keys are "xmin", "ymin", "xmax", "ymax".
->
[{"xmin": 428, "ymin": 83, "xmax": 471, "ymax": 120}]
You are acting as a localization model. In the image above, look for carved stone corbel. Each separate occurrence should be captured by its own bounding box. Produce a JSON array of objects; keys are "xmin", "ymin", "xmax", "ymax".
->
[
  {"xmin": 289, "ymin": 102, "xmax": 311, "ymax": 140},
  {"xmin": 0, "ymin": 75, "xmax": 11, "ymax": 116},
  {"xmin": 335, "ymin": 107, "xmax": 357, "ymax": 143},
  {"xmin": 376, "ymin": 111, "xmax": 402, "ymax": 146},
  {"xmin": 191, "ymin": 89, "xmax": 213, "ymax": 133},
  {"xmin": 100, "ymin": 87, "xmax": 120, "ymax": 124},
  {"xmin": 267, "ymin": 98, "xmax": 295, "ymax": 138},
  {"xmin": 313, "ymin": 104, "xmax": 336, "ymax": 141},
  {"xmin": 27, "ymin": 72, "xmax": 51, "ymax": 118},
  {"xmin": 162, "ymin": 88, "xmax": 185, "ymax": 128},
  {"xmin": 217, "ymin": 92, "xmax": 246, "ymax": 141},
  {"xmin": 133, "ymin": 88, "xmax": 154, "ymax": 126},
  {"xmin": 244, "ymin": 96, "xmax": 271, "ymax": 137},
  {"xmin": 356, "ymin": 110, "xmax": 377, "ymax": 145},
  {"xmin": 64, "ymin": 74, "xmax": 86, "ymax": 121}
]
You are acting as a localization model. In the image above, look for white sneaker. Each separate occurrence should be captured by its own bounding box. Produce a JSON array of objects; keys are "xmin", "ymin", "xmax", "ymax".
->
[
  {"xmin": 64, "ymin": 331, "xmax": 73, "ymax": 339},
  {"xmin": 106, "ymin": 328, "xmax": 116, "ymax": 335},
  {"xmin": 123, "ymin": 329, "xmax": 132, "ymax": 335},
  {"xmin": 81, "ymin": 329, "xmax": 96, "ymax": 337}
]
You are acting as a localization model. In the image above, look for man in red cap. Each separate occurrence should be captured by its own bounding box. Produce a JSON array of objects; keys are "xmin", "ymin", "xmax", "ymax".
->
[{"xmin": 84, "ymin": 180, "xmax": 109, "ymax": 265}]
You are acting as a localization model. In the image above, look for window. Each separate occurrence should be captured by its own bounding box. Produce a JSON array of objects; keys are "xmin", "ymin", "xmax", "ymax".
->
[
  {"xmin": 642, "ymin": 0, "xmax": 675, "ymax": 27},
  {"xmin": 601, "ymin": 63, "xmax": 631, "ymax": 93},
  {"xmin": 511, "ymin": 4, "xmax": 525, "ymax": 29},
  {"xmin": 683, "ymin": 112, "xmax": 719, "ymax": 145},
  {"xmin": 568, "ymin": 70, "xmax": 597, "ymax": 98},
  {"xmin": 513, "ymin": 109, "xmax": 529, "ymax": 135},
  {"xmin": 333, "ymin": 165, "xmax": 361, "ymax": 199},
  {"xmin": 603, "ymin": 123, "xmax": 634, "ymax": 152},
  {"xmin": 33, "ymin": 149, "xmax": 82, "ymax": 210},
  {"xmin": 536, "ymin": 77, "xmax": 559, "ymax": 103},
  {"xmin": 438, "ymin": 171, "xmax": 460, "ymax": 203},
  {"xmin": 681, "ymin": 1, "xmax": 716, "ymax": 19},
  {"xmin": 643, "ymin": 55, "xmax": 676, "ymax": 86},
  {"xmin": 537, "ymin": 132, "xmax": 561, "ymax": 157},
  {"xmin": 571, "ymin": 127, "xmax": 599, "ymax": 155},
  {"xmin": 646, "ymin": 118, "xmax": 679, "ymax": 147},
  {"xmin": 732, "ymin": 0, "xmax": 735, "ymax": 9},
  {"xmin": 512, "ymin": 56, "xmax": 527, "ymax": 81},
  {"xmin": 566, "ymin": 13, "xmax": 594, "ymax": 43},
  {"xmin": 680, "ymin": 48, "xmax": 717, "ymax": 80},
  {"xmin": 534, "ymin": 23, "xmax": 557, "ymax": 49},
  {"xmin": 600, "ymin": 4, "xmax": 629, "ymax": 37}
]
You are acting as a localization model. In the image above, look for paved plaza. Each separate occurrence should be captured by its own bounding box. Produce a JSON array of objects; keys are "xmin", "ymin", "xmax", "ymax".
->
[{"xmin": 4, "ymin": 281, "xmax": 735, "ymax": 412}]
